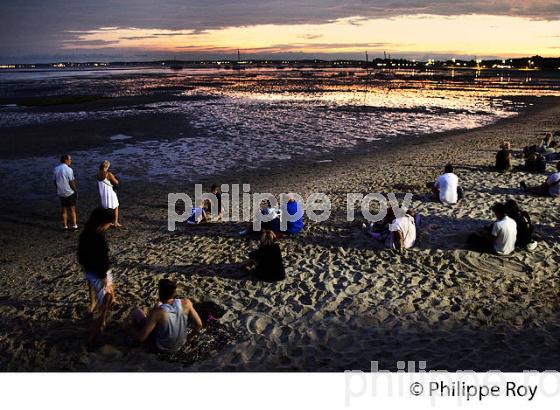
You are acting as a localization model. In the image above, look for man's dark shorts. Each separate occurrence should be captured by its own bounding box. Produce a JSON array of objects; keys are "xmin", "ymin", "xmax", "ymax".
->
[{"xmin": 59, "ymin": 192, "xmax": 77, "ymax": 208}]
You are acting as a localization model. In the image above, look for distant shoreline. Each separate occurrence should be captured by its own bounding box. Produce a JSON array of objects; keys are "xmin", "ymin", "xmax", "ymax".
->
[{"xmin": 1, "ymin": 54, "xmax": 560, "ymax": 72}]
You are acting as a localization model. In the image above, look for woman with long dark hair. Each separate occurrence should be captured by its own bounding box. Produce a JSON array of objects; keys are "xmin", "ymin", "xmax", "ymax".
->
[
  {"xmin": 504, "ymin": 199, "xmax": 536, "ymax": 250},
  {"xmin": 244, "ymin": 230, "xmax": 286, "ymax": 282}
]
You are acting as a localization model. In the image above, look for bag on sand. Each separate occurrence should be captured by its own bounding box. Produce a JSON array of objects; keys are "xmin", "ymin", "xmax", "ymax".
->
[{"xmin": 192, "ymin": 301, "xmax": 225, "ymax": 325}]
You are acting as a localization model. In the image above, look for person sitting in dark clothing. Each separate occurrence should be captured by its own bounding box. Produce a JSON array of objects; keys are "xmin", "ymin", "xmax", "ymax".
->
[
  {"xmin": 204, "ymin": 184, "xmax": 222, "ymax": 221},
  {"xmin": 495, "ymin": 141, "xmax": 512, "ymax": 172},
  {"xmin": 525, "ymin": 152, "xmax": 547, "ymax": 173},
  {"xmin": 243, "ymin": 230, "xmax": 286, "ymax": 282},
  {"xmin": 504, "ymin": 199, "xmax": 535, "ymax": 250}
]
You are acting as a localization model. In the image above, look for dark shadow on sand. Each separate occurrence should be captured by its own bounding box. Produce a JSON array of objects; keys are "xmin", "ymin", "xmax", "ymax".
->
[
  {"xmin": 122, "ymin": 260, "xmax": 251, "ymax": 281},
  {"xmin": 246, "ymin": 318, "xmax": 560, "ymax": 371}
]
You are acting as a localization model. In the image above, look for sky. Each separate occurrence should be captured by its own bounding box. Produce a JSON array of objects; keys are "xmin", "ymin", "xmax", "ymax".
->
[{"xmin": 1, "ymin": 1, "xmax": 560, "ymax": 63}]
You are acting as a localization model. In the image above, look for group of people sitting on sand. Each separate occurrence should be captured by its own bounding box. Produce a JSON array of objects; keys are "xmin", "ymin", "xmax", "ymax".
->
[
  {"xmin": 495, "ymin": 132, "xmax": 560, "ymax": 198},
  {"xmin": 77, "ymin": 201, "xmax": 290, "ymax": 345},
  {"xmin": 183, "ymin": 189, "xmax": 302, "ymax": 282},
  {"xmin": 471, "ymin": 131, "xmax": 560, "ymax": 255},
  {"xmin": 55, "ymin": 148, "xmax": 302, "ymax": 344},
  {"xmin": 75, "ymin": 180, "xmax": 299, "ymax": 343},
  {"xmin": 184, "ymin": 185, "xmax": 304, "ymax": 237},
  {"xmin": 467, "ymin": 199, "xmax": 536, "ymax": 255},
  {"xmin": 362, "ymin": 131, "xmax": 560, "ymax": 258},
  {"xmin": 65, "ymin": 130, "xmax": 560, "ymax": 350},
  {"xmin": 362, "ymin": 163, "xmax": 461, "ymax": 255},
  {"xmin": 496, "ymin": 132, "xmax": 560, "ymax": 174},
  {"xmin": 495, "ymin": 134, "xmax": 560, "ymax": 198}
]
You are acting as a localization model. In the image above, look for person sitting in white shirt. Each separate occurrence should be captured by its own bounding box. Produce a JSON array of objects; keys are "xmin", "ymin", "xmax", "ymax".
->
[
  {"xmin": 364, "ymin": 208, "xmax": 417, "ymax": 255},
  {"xmin": 387, "ymin": 213, "xmax": 417, "ymax": 254},
  {"xmin": 520, "ymin": 161, "xmax": 560, "ymax": 198},
  {"xmin": 467, "ymin": 202, "xmax": 517, "ymax": 255},
  {"xmin": 432, "ymin": 164, "xmax": 462, "ymax": 205}
]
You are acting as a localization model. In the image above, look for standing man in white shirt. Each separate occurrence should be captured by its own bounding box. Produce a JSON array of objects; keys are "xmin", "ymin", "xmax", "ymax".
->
[
  {"xmin": 468, "ymin": 202, "xmax": 517, "ymax": 255},
  {"xmin": 432, "ymin": 164, "xmax": 462, "ymax": 205},
  {"xmin": 53, "ymin": 154, "xmax": 78, "ymax": 231}
]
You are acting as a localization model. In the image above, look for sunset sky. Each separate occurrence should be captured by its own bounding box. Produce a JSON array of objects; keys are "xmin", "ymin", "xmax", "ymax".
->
[{"xmin": 1, "ymin": 1, "xmax": 560, "ymax": 62}]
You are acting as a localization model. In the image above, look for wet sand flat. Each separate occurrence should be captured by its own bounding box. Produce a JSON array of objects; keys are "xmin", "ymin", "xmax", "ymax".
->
[{"xmin": 1, "ymin": 95, "xmax": 560, "ymax": 371}]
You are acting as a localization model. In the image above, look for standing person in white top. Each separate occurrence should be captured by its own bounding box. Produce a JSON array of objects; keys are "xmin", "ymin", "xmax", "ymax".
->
[
  {"xmin": 432, "ymin": 164, "xmax": 461, "ymax": 205},
  {"xmin": 520, "ymin": 161, "xmax": 560, "ymax": 197},
  {"xmin": 96, "ymin": 160, "xmax": 122, "ymax": 227},
  {"xmin": 53, "ymin": 154, "xmax": 78, "ymax": 231},
  {"xmin": 468, "ymin": 203, "xmax": 517, "ymax": 255}
]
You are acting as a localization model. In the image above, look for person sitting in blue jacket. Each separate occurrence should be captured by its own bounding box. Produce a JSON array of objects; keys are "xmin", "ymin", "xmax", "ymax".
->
[{"xmin": 285, "ymin": 198, "xmax": 304, "ymax": 234}]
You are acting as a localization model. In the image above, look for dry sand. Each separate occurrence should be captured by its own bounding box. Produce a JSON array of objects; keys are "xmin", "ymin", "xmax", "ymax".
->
[{"xmin": 1, "ymin": 98, "xmax": 560, "ymax": 371}]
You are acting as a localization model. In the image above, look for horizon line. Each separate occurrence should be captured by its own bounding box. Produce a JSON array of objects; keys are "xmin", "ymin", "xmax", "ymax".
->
[{"xmin": 1, "ymin": 54, "xmax": 559, "ymax": 67}]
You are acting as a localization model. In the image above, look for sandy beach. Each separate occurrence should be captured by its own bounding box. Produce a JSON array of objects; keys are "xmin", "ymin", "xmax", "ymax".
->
[{"xmin": 1, "ymin": 91, "xmax": 560, "ymax": 371}]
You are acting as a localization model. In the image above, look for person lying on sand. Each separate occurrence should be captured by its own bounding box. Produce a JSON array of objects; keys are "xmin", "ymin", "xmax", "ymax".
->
[
  {"xmin": 77, "ymin": 207, "xmax": 117, "ymax": 340},
  {"xmin": 242, "ymin": 230, "xmax": 286, "ymax": 282},
  {"xmin": 467, "ymin": 202, "xmax": 517, "ymax": 256},
  {"xmin": 186, "ymin": 200, "xmax": 208, "ymax": 225},
  {"xmin": 128, "ymin": 278, "xmax": 203, "ymax": 352},
  {"xmin": 541, "ymin": 140, "xmax": 558, "ymax": 155},
  {"xmin": 543, "ymin": 141, "xmax": 560, "ymax": 162},
  {"xmin": 495, "ymin": 141, "xmax": 512, "ymax": 173},
  {"xmin": 364, "ymin": 208, "xmax": 417, "ymax": 255},
  {"xmin": 431, "ymin": 164, "xmax": 463, "ymax": 205},
  {"xmin": 520, "ymin": 161, "xmax": 560, "ymax": 197},
  {"xmin": 504, "ymin": 199, "xmax": 537, "ymax": 251}
]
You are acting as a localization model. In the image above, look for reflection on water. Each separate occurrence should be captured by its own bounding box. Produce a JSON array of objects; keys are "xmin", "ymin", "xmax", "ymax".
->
[{"xmin": 0, "ymin": 68, "xmax": 559, "ymax": 202}]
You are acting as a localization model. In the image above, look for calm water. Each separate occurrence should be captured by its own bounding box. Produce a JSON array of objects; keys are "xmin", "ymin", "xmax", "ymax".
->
[{"xmin": 1, "ymin": 67, "xmax": 559, "ymax": 202}]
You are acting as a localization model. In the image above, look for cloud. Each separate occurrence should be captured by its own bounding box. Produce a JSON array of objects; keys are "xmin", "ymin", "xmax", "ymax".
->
[
  {"xmin": 2, "ymin": 0, "xmax": 560, "ymax": 59},
  {"xmin": 174, "ymin": 41, "xmax": 403, "ymax": 56},
  {"xmin": 299, "ymin": 34, "xmax": 324, "ymax": 40},
  {"xmin": 117, "ymin": 30, "xmax": 197, "ymax": 41},
  {"xmin": 118, "ymin": 35, "xmax": 160, "ymax": 40},
  {"xmin": 153, "ymin": 32, "xmax": 195, "ymax": 37},
  {"xmin": 61, "ymin": 39, "xmax": 120, "ymax": 46},
  {"xmin": 269, "ymin": 42, "xmax": 396, "ymax": 50}
]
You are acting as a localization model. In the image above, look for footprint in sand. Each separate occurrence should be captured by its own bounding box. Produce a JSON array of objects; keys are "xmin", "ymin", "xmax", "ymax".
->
[
  {"xmin": 245, "ymin": 314, "xmax": 274, "ymax": 335},
  {"xmin": 459, "ymin": 252, "xmax": 529, "ymax": 277}
]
